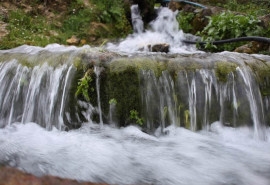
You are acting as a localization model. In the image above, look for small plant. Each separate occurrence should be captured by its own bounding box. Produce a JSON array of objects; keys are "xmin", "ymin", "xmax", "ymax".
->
[
  {"xmin": 176, "ymin": 12, "xmax": 194, "ymax": 33},
  {"xmin": 197, "ymin": 11, "xmax": 264, "ymax": 51},
  {"xmin": 129, "ymin": 110, "xmax": 144, "ymax": 126},
  {"xmin": 1, "ymin": 9, "xmax": 55, "ymax": 49},
  {"xmin": 222, "ymin": 0, "xmax": 270, "ymax": 16},
  {"xmin": 75, "ymin": 70, "xmax": 94, "ymax": 102},
  {"xmin": 184, "ymin": 110, "xmax": 190, "ymax": 129},
  {"xmin": 109, "ymin": 98, "xmax": 117, "ymax": 105}
]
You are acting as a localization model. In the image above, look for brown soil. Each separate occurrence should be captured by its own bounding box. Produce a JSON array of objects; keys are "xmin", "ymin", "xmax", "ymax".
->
[{"xmin": 0, "ymin": 166, "xmax": 108, "ymax": 185}]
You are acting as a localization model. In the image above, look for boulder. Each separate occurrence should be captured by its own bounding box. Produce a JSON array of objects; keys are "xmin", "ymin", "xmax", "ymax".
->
[
  {"xmin": 149, "ymin": 43, "xmax": 170, "ymax": 53},
  {"xmin": 234, "ymin": 41, "xmax": 270, "ymax": 54},
  {"xmin": 259, "ymin": 14, "xmax": 270, "ymax": 28},
  {"xmin": 125, "ymin": 0, "xmax": 157, "ymax": 24}
]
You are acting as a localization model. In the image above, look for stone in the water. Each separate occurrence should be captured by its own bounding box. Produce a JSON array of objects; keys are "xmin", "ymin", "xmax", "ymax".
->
[{"xmin": 149, "ymin": 43, "xmax": 170, "ymax": 53}]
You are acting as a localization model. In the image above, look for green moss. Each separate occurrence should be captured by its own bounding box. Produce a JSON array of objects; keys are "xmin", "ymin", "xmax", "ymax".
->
[
  {"xmin": 246, "ymin": 61, "xmax": 270, "ymax": 96},
  {"xmin": 0, "ymin": 0, "xmax": 132, "ymax": 49},
  {"xmin": 108, "ymin": 66, "xmax": 141, "ymax": 126},
  {"xmin": 177, "ymin": 12, "xmax": 195, "ymax": 33},
  {"xmin": 110, "ymin": 57, "xmax": 166, "ymax": 77},
  {"xmin": 215, "ymin": 61, "xmax": 238, "ymax": 82},
  {"xmin": 184, "ymin": 109, "xmax": 190, "ymax": 129}
]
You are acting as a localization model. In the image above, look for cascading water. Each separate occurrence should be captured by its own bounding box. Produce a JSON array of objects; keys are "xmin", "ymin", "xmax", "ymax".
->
[
  {"xmin": 106, "ymin": 7, "xmax": 200, "ymax": 53},
  {"xmin": 94, "ymin": 66, "xmax": 104, "ymax": 128},
  {"xmin": 131, "ymin": 4, "xmax": 144, "ymax": 34},
  {"xmin": 237, "ymin": 67, "xmax": 266, "ymax": 140},
  {"xmin": 0, "ymin": 6, "xmax": 270, "ymax": 185},
  {"xmin": 139, "ymin": 63, "xmax": 269, "ymax": 138},
  {"xmin": 0, "ymin": 59, "xmax": 75, "ymax": 130}
]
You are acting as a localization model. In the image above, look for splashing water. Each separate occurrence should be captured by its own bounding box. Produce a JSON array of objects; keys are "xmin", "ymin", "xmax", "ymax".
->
[
  {"xmin": 0, "ymin": 122, "xmax": 270, "ymax": 185},
  {"xmin": 106, "ymin": 7, "xmax": 200, "ymax": 54},
  {"xmin": 94, "ymin": 66, "xmax": 104, "ymax": 128},
  {"xmin": 131, "ymin": 4, "xmax": 144, "ymax": 34},
  {"xmin": 0, "ymin": 12, "xmax": 269, "ymax": 185}
]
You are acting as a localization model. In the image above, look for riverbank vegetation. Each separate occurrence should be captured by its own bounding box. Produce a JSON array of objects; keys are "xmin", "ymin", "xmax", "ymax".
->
[
  {"xmin": 177, "ymin": 0, "xmax": 270, "ymax": 53},
  {"xmin": 0, "ymin": 0, "xmax": 269, "ymax": 53},
  {"xmin": 0, "ymin": 0, "xmax": 132, "ymax": 49}
]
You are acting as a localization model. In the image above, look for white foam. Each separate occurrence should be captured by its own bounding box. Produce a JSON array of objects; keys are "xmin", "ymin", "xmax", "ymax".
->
[
  {"xmin": 106, "ymin": 7, "xmax": 202, "ymax": 54},
  {"xmin": 0, "ymin": 44, "xmax": 91, "ymax": 55},
  {"xmin": 0, "ymin": 122, "xmax": 270, "ymax": 185}
]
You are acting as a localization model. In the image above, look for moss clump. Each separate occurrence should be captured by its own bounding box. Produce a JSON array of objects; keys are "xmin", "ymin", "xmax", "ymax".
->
[
  {"xmin": 108, "ymin": 66, "xmax": 141, "ymax": 126},
  {"xmin": 110, "ymin": 57, "xmax": 167, "ymax": 77},
  {"xmin": 246, "ymin": 61, "xmax": 270, "ymax": 96},
  {"xmin": 215, "ymin": 61, "xmax": 238, "ymax": 82},
  {"xmin": 108, "ymin": 57, "xmax": 169, "ymax": 127}
]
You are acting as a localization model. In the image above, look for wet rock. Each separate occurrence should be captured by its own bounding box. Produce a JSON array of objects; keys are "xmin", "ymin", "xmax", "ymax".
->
[
  {"xmin": 0, "ymin": 21, "xmax": 8, "ymax": 41},
  {"xmin": 259, "ymin": 14, "xmax": 270, "ymax": 28},
  {"xmin": 234, "ymin": 44, "xmax": 253, "ymax": 54},
  {"xmin": 66, "ymin": 35, "xmax": 80, "ymax": 45},
  {"xmin": 80, "ymin": 39, "xmax": 87, "ymax": 45},
  {"xmin": 126, "ymin": 0, "xmax": 157, "ymax": 24},
  {"xmin": 234, "ymin": 41, "xmax": 269, "ymax": 54},
  {"xmin": 0, "ymin": 166, "xmax": 107, "ymax": 185},
  {"xmin": 191, "ymin": 8, "xmax": 212, "ymax": 33},
  {"xmin": 168, "ymin": 1, "xmax": 185, "ymax": 12},
  {"xmin": 149, "ymin": 43, "xmax": 170, "ymax": 53}
]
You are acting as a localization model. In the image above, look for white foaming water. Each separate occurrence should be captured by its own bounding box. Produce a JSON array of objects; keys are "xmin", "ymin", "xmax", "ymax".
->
[
  {"xmin": 0, "ymin": 122, "xmax": 270, "ymax": 185},
  {"xmin": 106, "ymin": 7, "xmax": 200, "ymax": 54},
  {"xmin": 131, "ymin": 5, "xmax": 144, "ymax": 34},
  {"xmin": 94, "ymin": 66, "xmax": 104, "ymax": 128},
  {"xmin": 0, "ymin": 44, "xmax": 91, "ymax": 55}
]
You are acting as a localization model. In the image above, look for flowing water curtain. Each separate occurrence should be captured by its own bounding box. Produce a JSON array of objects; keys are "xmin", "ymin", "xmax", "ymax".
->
[
  {"xmin": 0, "ymin": 59, "xmax": 75, "ymax": 130},
  {"xmin": 131, "ymin": 4, "xmax": 144, "ymax": 34},
  {"xmin": 0, "ymin": 60, "xmax": 30, "ymax": 127},
  {"xmin": 236, "ymin": 66, "xmax": 266, "ymax": 140}
]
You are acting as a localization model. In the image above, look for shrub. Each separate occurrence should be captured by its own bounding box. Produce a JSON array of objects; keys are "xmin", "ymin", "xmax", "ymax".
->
[
  {"xmin": 1, "ymin": 10, "xmax": 56, "ymax": 49},
  {"xmin": 176, "ymin": 12, "xmax": 194, "ymax": 33},
  {"xmin": 90, "ymin": 0, "xmax": 131, "ymax": 37},
  {"xmin": 197, "ymin": 11, "xmax": 265, "ymax": 51}
]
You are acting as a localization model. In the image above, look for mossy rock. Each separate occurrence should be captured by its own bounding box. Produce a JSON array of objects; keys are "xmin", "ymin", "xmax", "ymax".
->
[
  {"xmin": 246, "ymin": 60, "xmax": 270, "ymax": 96},
  {"xmin": 108, "ymin": 66, "xmax": 141, "ymax": 126},
  {"xmin": 215, "ymin": 61, "xmax": 238, "ymax": 82},
  {"xmin": 109, "ymin": 57, "xmax": 165, "ymax": 76}
]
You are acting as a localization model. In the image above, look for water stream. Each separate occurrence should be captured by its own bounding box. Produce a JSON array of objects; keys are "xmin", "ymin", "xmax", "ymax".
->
[
  {"xmin": 94, "ymin": 66, "xmax": 104, "ymax": 128},
  {"xmin": 0, "ymin": 6, "xmax": 270, "ymax": 185},
  {"xmin": 107, "ymin": 7, "xmax": 200, "ymax": 54}
]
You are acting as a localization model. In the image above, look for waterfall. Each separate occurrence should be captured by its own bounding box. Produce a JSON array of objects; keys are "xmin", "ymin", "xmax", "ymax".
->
[
  {"xmin": 237, "ymin": 67, "xmax": 266, "ymax": 140},
  {"xmin": 0, "ymin": 61, "xmax": 75, "ymax": 129},
  {"xmin": 106, "ymin": 7, "xmax": 199, "ymax": 53},
  {"xmin": 139, "ymin": 65, "xmax": 268, "ymax": 138},
  {"xmin": 0, "ymin": 3, "xmax": 269, "ymax": 183},
  {"xmin": 188, "ymin": 77, "xmax": 197, "ymax": 131},
  {"xmin": 1, "ymin": 49, "xmax": 268, "ymax": 138},
  {"xmin": 94, "ymin": 66, "xmax": 104, "ymax": 128},
  {"xmin": 0, "ymin": 61, "xmax": 30, "ymax": 126},
  {"xmin": 0, "ymin": 46, "xmax": 270, "ymax": 185},
  {"xmin": 131, "ymin": 4, "xmax": 144, "ymax": 34},
  {"xmin": 58, "ymin": 65, "xmax": 74, "ymax": 130}
]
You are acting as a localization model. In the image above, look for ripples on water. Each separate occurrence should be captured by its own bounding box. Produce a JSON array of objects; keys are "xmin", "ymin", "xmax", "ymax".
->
[{"xmin": 0, "ymin": 122, "xmax": 270, "ymax": 185}]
